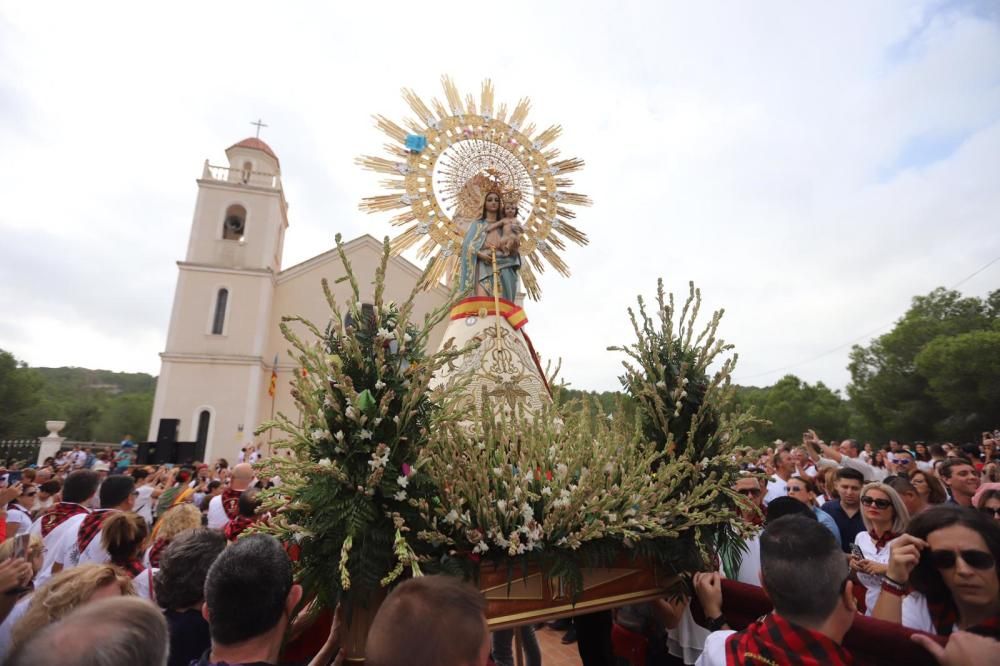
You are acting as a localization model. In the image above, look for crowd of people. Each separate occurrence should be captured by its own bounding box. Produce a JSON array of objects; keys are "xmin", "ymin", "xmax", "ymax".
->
[{"xmin": 0, "ymin": 430, "xmax": 996, "ymax": 665}]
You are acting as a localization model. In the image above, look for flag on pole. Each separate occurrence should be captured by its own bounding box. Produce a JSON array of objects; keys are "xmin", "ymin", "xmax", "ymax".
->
[{"xmin": 268, "ymin": 354, "xmax": 278, "ymax": 397}]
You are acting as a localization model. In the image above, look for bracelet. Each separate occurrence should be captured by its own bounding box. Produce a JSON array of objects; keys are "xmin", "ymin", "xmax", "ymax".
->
[
  {"xmin": 883, "ymin": 574, "xmax": 909, "ymax": 588},
  {"xmin": 880, "ymin": 580, "xmax": 909, "ymax": 597}
]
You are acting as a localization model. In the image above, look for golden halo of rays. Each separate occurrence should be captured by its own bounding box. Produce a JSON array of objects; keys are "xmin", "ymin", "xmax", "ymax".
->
[{"xmin": 356, "ymin": 75, "xmax": 591, "ymax": 301}]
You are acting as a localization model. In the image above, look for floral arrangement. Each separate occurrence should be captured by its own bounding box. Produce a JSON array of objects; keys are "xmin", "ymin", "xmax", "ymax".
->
[
  {"xmin": 413, "ymin": 280, "xmax": 760, "ymax": 590},
  {"xmin": 251, "ymin": 236, "xmax": 469, "ymax": 610}
]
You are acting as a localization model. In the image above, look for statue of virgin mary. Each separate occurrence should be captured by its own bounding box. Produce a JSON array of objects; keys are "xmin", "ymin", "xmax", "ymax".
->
[{"xmin": 457, "ymin": 185, "xmax": 521, "ymax": 303}]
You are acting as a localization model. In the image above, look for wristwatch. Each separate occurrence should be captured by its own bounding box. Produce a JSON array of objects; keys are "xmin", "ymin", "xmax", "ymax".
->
[{"xmin": 705, "ymin": 614, "xmax": 728, "ymax": 631}]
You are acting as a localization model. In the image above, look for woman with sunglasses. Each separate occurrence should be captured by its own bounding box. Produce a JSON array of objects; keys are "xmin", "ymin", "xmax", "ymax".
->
[
  {"xmin": 851, "ymin": 483, "xmax": 910, "ymax": 614},
  {"xmin": 4, "ymin": 485, "xmax": 37, "ymax": 538},
  {"xmin": 909, "ymin": 469, "xmax": 949, "ymax": 506},
  {"xmin": 974, "ymin": 486, "xmax": 1000, "ymax": 523},
  {"xmin": 873, "ymin": 505, "xmax": 1000, "ymax": 637}
]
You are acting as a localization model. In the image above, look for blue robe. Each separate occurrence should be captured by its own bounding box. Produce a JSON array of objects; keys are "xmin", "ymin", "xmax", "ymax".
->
[{"xmin": 459, "ymin": 219, "xmax": 520, "ymax": 302}]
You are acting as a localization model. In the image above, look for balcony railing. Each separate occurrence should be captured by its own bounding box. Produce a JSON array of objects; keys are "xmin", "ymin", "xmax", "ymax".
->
[{"xmin": 202, "ymin": 161, "xmax": 282, "ymax": 190}]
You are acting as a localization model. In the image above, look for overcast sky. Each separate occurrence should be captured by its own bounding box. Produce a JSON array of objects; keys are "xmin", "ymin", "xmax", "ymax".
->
[{"xmin": 1, "ymin": 1, "xmax": 997, "ymax": 394}]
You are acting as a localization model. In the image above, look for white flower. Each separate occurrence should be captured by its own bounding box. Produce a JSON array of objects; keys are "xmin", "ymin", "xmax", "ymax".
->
[
  {"xmin": 397, "ymin": 475, "xmax": 409, "ymax": 488},
  {"xmin": 497, "ymin": 500, "xmax": 508, "ymax": 511},
  {"xmin": 375, "ymin": 380, "xmax": 386, "ymax": 390},
  {"xmin": 477, "ymin": 442, "xmax": 487, "ymax": 451},
  {"xmin": 655, "ymin": 380, "xmax": 666, "ymax": 389},
  {"xmin": 376, "ymin": 327, "xmax": 391, "ymax": 339},
  {"xmin": 393, "ymin": 415, "xmax": 400, "ymax": 425},
  {"xmin": 606, "ymin": 513, "xmax": 618, "ymax": 523},
  {"xmin": 374, "ymin": 417, "xmax": 382, "ymax": 426},
  {"xmin": 473, "ymin": 541, "xmax": 489, "ymax": 554},
  {"xmin": 358, "ymin": 429, "xmax": 373, "ymax": 440},
  {"xmin": 493, "ymin": 467, "xmax": 503, "ymax": 477},
  {"xmin": 556, "ymin": 463, "xmax": 568, "ymax": 478},
  {"xmin": 541, "ymin": 486, "xmax": 552, "ymax": 496},
  {"xmin": 335, "ymin": 430, "xmax": 345, "ymax": 441},
  {"xmin": 525, "ymin": 469, "xmax": 534, "ymax": 481},
  {"xmin": 323, "ymin": 395, "xmax": 335, "ymax": 408},
  {"xmin": 310, "ymin": 429, "xmax": 329, "ymax": 442},
  {"xmin": 403, "ymin": 333, "xmax": 413, "ymax": 343},
  {"xmin": 345, "ymin": 406, "xmax": 356, "ymax": 419},
  {"xmin": 682, "ymin": 377, "xmax": 690, "ymax": 386},
  {"xmin": 520, "ymin": 503, "xmax": 534, "ymax": 520},
  {"xmin": 394, "ymin": 491, "xmax": 407, "ymax": 501},
  {"xmin": 318, "ymin": 458, "xmax": 332, "ymax": 467},
  {"xmin": 444, "ymin": 509, "xmax": 460, "ymax": 524}
]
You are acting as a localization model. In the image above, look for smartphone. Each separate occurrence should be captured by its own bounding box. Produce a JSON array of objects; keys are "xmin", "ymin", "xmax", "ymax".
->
[
  {"xmin": 164, "ymin": 463, "xmax": 174, "ymax": 469},
  {"xmin": 12, "ymin": 533, "xmax": 30, "ymax": 560},
  {"xmin": 6, "ymin": 471, "xmax": 21, "ymax": 485},
  {"xmin": 849, "ymin": 544, "xmax": 865, "ymax": 560}
]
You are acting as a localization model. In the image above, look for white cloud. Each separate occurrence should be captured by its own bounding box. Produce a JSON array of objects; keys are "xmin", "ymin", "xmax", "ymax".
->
[{"xmin": 1, "ymin": 1, "xmax": 997, "ymax": 394}]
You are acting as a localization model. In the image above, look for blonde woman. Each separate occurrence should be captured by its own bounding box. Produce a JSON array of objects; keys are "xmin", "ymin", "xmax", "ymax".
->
[
  {"xmin": 2, "ymin": 564, "xmax": 133, "ymax": 659},
  {"xmin": 851, "ymin": 482, "xmax": 910, "ymax": 615},
  {"xmin": 145, "ymin": 502, "xmax": 202, "ymax": 568}
]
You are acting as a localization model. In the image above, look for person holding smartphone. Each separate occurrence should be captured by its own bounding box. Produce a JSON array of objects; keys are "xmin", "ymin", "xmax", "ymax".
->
[{"xmin": 4, "ymin": 486, "xmax": 36, "ymax": 539}]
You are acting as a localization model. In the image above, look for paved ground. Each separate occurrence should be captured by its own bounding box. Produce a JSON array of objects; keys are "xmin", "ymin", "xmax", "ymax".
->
[{"xmin": 534, "ymin": 625, "xmax": 583, "ymax": 666}]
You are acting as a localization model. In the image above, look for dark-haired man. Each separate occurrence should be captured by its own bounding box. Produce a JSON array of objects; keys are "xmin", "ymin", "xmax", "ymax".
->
[
  {"xmin": 695, "ymin": 515, "xmax": 857, "ymax": 665},
  {"xmin": 940, "ymin": 458, "xmax": 979, "ymax": 507},
  {"xmin": 197, "ymin": 534, "xmax": 303, "ymax": 666},
  {"xmin": 50, "ymin": 474, "xmax": 136, "ymax": 575},
  {"xmin": 366, "ymin": 575, "xmax": 491, "ymax": 666},
  {"xmin": 820, "ymin": 467, "xmax": 866, "ymax": 553},
  {"xmin": 30, "ymin": 469, "xmax": 98, "ymax": 586}
]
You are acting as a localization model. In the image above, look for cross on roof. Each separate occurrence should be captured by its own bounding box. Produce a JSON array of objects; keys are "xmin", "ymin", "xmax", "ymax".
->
[{"xmin": 251, "ymin": 119, "xmax": 268, "ymax": 138}]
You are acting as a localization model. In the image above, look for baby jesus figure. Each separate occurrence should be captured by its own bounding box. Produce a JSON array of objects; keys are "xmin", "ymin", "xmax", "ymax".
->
[{"xmin": 496, "ymin": 201, "xmax": 523, "ymax": 256}]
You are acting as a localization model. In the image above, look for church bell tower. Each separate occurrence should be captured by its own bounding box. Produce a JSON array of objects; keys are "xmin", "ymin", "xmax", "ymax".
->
[{"xmin": 148, "ymin": 136, "xmax": 288, "ymax": 462}]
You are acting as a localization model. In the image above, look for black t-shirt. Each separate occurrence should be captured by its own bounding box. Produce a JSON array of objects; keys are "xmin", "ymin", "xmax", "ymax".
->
[
  {"xmin": 820, "ymin": 499, "xmax": 865, "ymax": 553},
  {"xmin": 163, "ymin": 608, "xmax": 210, "ymax": 666}
]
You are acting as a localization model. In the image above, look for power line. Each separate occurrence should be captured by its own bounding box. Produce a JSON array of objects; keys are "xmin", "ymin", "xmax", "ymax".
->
[{"xmin": 739, "ymin": 255, "xmax": 1000, "ymax": 382}]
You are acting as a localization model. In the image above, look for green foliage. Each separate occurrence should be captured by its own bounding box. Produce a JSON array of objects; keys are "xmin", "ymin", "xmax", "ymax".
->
[
  {"xmin": 848, "ymin": 287, "xmax": 1000, "ymax": 441},
  {"xmin": 0, "ymin": 353, "xmax": 155, "ymax": 440},
  {"xmin": 732, "ymin": 375, "xmax": 850, "ymax": 444},
  {"xmin": 250, "ymin": 236, "xmax": 465, "ymax": 611},
  {"xmin": 0, "ymin": 350, "xmax": 42, "ymax": 437}
]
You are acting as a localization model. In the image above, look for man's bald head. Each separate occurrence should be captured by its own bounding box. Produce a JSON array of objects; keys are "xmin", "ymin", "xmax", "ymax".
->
[{"xmin": 231, "ymin": 463, "xmax": 255, "ymax": 490}]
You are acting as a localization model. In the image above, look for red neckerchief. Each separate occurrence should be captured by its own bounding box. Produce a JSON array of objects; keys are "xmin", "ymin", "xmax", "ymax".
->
[
  {"xmin": 221, "ymin": 488, "xmax": 242, "ymax": 520},
  {"xmin": 224, "ymin": 515, "xmax": 256, "ymax": 542},
  {"xmin": 724, "ymin": 613, "xmax": 853, "ymax": 666},
  {"xmin": 148, "ymin": 538, "xmax": 169, "ymax": 568},
  {"xmin": 77, "ymin": 509, "xmax": 117, "ymax": 553},
  {"xmin": 928, "ymin": 600, "xmax": 1000, "ymax": 639},
  {"xmin": 869, "ymin": 530, "xmax": 898, "ymax": 551},
  {"xmin": 40, "ymin": 502, "xmax": 89, "ymax": 538},
  {"xmin": 118, "ymin": 557, "xmax": 145, "ymax": 579}
]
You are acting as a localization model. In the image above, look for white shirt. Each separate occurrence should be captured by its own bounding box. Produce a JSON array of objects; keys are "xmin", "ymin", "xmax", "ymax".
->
[
  {"xmin": 764, "ymin": 475, "xmax": 789, "ymax": 505},
  {"xmin": 71, "ymin": 451, "xmax": 87, "ymax": 468},
  {"xmin": 33, "ymin": 512, "xmax": 88, "ymax": 587},
  {"xmin": 0, "ymin": 595, "xmax": 32, "ymax": 661},
  {"xmin": 5, "ymin": 505, "xmax": 33, "ymax": 536},
  {"xmin": 818, "ymin": 455, "xmax": 887, "ymax": 482},
  {"xmin": 854, "ymin": 530, "xmax": 895, "ymax": 614},
  {"xmin": 694, "ymin": 629, "xmax": 736, "ymax": 666},
  {"xmin": 134, "ymin": 567, "xmax": 158, "ymax": 602},
  {"xmin": 134, "ymin": 485, "xmax": 155, "ymax": 525},
  {"xmin": 207, "ymin": 494, "xmax": 228, "ymax": 529}
]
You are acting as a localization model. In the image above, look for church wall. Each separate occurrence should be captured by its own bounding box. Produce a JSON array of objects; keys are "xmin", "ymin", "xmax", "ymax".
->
[{"xmin": 186, "ymin": 183, "xmax": 285, "ymax": 272}]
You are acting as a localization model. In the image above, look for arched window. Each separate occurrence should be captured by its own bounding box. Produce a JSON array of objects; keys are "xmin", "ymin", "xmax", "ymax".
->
[
  {"xmin": 222, "ymin": 204, "xmax": 247, "ymax": 240},
  {"xmin": 196, "ymin": 410, "xmax": 211, "ymax": 447},
  {"xmin": 211, "ymin": 288, "xmax": 228, "ymax": 335}
]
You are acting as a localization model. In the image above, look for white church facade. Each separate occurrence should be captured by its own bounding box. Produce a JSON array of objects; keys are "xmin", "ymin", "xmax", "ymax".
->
[{"xmin": 148, "ymin": 137, "xmax": 450, "ymax": 462}]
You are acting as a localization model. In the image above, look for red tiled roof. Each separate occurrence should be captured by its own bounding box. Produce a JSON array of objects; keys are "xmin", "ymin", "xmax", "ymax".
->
[{"xmin": 227, "ymin": 137, "xmax": 279, "ymax": 166}]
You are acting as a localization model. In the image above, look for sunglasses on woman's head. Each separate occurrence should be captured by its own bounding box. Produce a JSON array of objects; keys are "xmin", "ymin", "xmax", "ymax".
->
[
  {"xmin": 928, "ymin": 549, "xmax": 996, "ymax": 571},
  {"xmin": 979, "ymin": 507, "xmax": 1000, "ymax": 519},
  {"xmin": 737, "ymin": 488, "xmax": 760, "ymax": 497},
  {"xmin": 861, "ymin": 496, "xmax": 891, "ymax": 509},
  {"xmin": 786, "ymin": 485, "xmax": 805, "ymax": 493}
]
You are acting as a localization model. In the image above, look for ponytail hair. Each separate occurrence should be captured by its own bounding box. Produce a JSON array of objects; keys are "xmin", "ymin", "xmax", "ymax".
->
[{"xmin": 101, "ymin": 513, "xmax": 148, "ymax": 565}]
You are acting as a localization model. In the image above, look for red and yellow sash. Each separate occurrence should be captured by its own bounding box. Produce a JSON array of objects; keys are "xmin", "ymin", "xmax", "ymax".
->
[{"xmin": 450, "ymin": 296, "xmax": 527, "ymax": 330}]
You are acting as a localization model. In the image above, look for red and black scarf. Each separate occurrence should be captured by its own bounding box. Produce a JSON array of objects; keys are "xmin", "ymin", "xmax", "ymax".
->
[
  {"xmin": 40, "ymin": 502, "xmax": 89, "ymax": 538},
  {"xmin": 77, "ymin": 509, "xmax": 117, "ymax": 553},
  {"xmin": 724, "ymin": 613, "xmax": 853, "ymax": 665},
  {"xmin": 147, "ymin": 538, "xmax": 169, "ymax": 568},
  {"xmin": 221, "ymin": 488, "xmax": 242, "ymax": 520},
  {"xmin": 927, "ymin": 600, "xmax": 1000, "ymax": 639},
  {"xmin": 116, "ymin": 557, "xmax": 145, "ymax": 579},
  {"xmin": 224, "ymin": 515, "xmax": 255, "ymax": 542},
  {"xmin": 869, "ymin": 530, "xmax": 898, "ymax": 551}
]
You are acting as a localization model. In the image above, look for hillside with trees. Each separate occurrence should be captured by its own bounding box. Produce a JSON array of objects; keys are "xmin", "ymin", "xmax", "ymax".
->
[{"xmin": 0, "ymin": 349, "xmax": 155, "ymax": 442}]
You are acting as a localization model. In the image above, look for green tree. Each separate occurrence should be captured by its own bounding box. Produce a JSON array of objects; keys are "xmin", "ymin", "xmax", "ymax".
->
[
  {"xmin": 734, "ymin": 375, "xmax": 850, "ymax": 444},
  {"xmin": 93, "ymin": 393, "xmax": 154, "ymax": 442},
  {"xmin": 848, "ymin": 287, "xmax": 999, "ymax": 442},
  {"xmin": 0, "ymin": 349, "xmax": 43, "ymax": 437}
]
